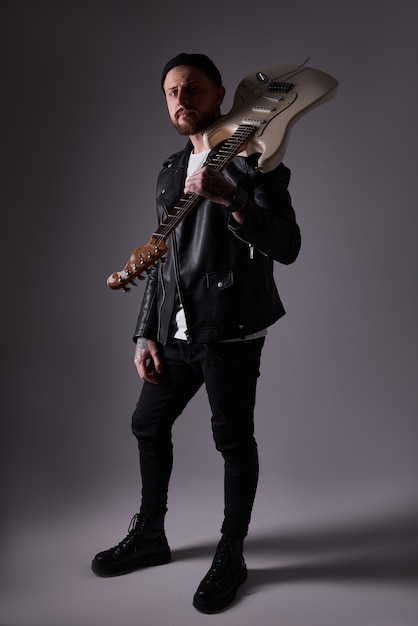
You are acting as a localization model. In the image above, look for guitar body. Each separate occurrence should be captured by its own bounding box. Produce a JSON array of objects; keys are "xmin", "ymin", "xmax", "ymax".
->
[{"xmin": 203, "ymin": 63, "xmax": 338, "ymax": 172}]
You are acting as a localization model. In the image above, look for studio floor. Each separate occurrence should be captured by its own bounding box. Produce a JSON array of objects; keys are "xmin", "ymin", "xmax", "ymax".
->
[{"xmin": 2, "ymin": 479, "xmax": 418, "ymax": 626}]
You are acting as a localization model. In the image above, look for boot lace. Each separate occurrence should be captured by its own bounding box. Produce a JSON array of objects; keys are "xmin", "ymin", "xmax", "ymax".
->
[
  {"xmin": 206, "ymin": 538, "xmax": 235, "ymax": 584},
  {"xmin": 112, "ymin": 513, "xmax": 147, "ymax": 556}
]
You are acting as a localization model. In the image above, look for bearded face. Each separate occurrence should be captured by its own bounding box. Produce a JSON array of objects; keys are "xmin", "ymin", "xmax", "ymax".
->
[{"xmin": 163, "ymin": 66, "xmax": 225, "ymax": 139}]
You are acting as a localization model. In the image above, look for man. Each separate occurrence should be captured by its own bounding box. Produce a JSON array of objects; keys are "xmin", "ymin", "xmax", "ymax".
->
[{"xmin": 92, "ymin": 53, "xmax": 301, "ymax": 613}]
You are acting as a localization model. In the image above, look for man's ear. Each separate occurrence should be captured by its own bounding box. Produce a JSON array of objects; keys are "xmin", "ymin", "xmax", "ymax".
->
[{"xmin": 216, "ymin": 85, "xmax": 226, "ymax": 108}]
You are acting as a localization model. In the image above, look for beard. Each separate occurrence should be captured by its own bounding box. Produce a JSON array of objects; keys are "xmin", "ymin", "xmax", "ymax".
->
[{"xmin": 172, "ymin": 109, "xmax": 218, "ymax": 136}]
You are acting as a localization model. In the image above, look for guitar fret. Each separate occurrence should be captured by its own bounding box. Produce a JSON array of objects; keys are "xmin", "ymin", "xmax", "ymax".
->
[
  {"xmin": 153, "ymin": 124, "xmax": 257, "ymax": 239},
  {"xmin": 154, "ymin": 192, "xmax": 201, "ymax": 238}
]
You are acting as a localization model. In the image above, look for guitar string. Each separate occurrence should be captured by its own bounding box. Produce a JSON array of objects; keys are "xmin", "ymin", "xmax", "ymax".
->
[
  {"xmin": 151, "ymin": 134, "xmax": 252, "ymax": 243},
  {"xmin": 271, "ymin": 57, "xmax": 310, "ymax": 83},
  {"xmin": 151, "ymin": 124, "xmax": 257, "ymax": 245},
  {"xmin": 119, "ymin": 124, "xmax": 256, "ymax": 281}
]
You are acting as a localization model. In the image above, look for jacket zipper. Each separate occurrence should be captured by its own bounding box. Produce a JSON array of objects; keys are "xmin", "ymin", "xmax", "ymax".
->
[
  {"xmin": 157, "ymin": 262, "xmax": 166, "ymax": 341},
  {"xmin": 172, "ymin": 233, "xmax": 192, "ymax": 343}
]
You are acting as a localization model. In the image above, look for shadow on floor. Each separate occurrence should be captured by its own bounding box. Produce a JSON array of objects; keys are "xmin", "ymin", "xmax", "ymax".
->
[{"xmin": 172, "ymin": 504, "xmax": 418, "ymax": 589}]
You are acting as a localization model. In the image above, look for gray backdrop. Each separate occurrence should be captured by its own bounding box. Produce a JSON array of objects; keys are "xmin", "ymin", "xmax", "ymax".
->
[{"xmin": 3, "ymin": 0, "xmax": 417, "ymax": 550}]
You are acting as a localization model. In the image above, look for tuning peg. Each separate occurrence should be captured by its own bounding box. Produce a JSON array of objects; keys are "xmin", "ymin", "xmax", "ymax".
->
[
  {"xmin": 122, "ymin": 286, "xmax": 131, "ymax": 293},
  {"xmin": 160, "ymin": 256, "xmax": 167, "ymax": 264}
]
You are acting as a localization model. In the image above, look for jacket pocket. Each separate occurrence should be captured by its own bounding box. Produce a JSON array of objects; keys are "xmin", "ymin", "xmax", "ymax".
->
[{"xmin": 206, "ymin": 270, "xmax": 234, "ymax": 292}]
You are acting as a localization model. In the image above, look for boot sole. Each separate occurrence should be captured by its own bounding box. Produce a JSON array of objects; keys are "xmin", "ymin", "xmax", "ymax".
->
[{"xmin": 91, "ymin": 548, "xmax": 171, "ymax": 577}]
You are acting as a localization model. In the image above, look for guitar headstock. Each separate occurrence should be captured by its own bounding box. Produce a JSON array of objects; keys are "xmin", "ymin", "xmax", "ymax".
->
[{"xmin": 107, "ymin": 238, "xmax": 168, "ymax": 291}]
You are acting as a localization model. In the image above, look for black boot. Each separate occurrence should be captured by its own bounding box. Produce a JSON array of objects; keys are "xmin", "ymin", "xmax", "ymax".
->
[
  {"xmin": 193, "ymin": 536, "xmax": 247, "ymax": 613},
  {"xmin": 91, "ymin": 513, "xmax": 171, "ymax": 577}
]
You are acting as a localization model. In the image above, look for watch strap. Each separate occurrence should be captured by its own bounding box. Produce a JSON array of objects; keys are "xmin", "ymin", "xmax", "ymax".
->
[{"xmin": 227, "ymin": 186, "xmax": 248, "ymax": 213}]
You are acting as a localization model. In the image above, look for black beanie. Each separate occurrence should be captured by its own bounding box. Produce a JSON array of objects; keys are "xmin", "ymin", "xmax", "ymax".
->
[{"xmin": 161, "ymin": 53, "xmax": 222, "ymax": 90}]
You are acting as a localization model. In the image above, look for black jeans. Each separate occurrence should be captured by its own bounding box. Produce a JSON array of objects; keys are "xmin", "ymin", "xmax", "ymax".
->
[{"xmin": 131, "ymin": 336, "xmax": 265, "ymax": 539}]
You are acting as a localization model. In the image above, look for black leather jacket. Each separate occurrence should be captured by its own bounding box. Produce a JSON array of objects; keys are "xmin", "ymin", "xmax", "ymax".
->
[{"xmin": 134, "ymin": 142, "xmax": 301, "ymax": 344}]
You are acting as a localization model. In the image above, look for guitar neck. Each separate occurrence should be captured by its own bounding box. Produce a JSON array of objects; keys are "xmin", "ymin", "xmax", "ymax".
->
[{"xmin": 152, "ymin": 123, "xmax": 257, "ymax": 243}]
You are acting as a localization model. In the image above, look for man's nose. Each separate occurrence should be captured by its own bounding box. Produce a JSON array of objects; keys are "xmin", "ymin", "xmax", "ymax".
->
[{"xmin": 177, "ymin": 88, "xmax": 189, "ymax": 106}]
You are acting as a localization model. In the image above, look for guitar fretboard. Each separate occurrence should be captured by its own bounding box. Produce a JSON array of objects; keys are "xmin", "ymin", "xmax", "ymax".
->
[{"xmin": 153, "ymin": 123, "xmax": 257, "ymax": 243}]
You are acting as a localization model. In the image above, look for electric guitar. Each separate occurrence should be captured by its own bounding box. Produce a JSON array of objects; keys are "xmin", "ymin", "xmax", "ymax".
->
[{"xmin": 107, "ymin": 60, "xmax": 338, "ymax": 291}]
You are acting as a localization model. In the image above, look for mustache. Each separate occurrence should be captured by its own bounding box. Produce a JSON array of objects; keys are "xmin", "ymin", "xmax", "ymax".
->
[{"xmin": 175, "ymin": 107, "xmax": 196, "ymax": 120}]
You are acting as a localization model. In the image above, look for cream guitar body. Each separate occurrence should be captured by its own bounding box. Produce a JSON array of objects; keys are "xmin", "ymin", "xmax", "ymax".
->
[{"xmin": 203, "ymin": 62, "xmax": 338, "ymax": 172}]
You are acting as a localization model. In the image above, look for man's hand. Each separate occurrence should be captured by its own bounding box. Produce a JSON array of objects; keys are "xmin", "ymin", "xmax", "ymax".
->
[
  {"xmin": 184, "ymin": 166, "xmax": 235, "ymax": 206},
  {"xmin": 134, "ymin": 337, "xmax": 163, "ymax": 384},
  {"xmin": 184, "ymin": 166, "xmax": 244, "ymax": 224}
]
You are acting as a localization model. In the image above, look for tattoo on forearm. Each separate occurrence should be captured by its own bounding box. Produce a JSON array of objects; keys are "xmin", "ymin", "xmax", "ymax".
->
[{"xmin": 203, "ymin": 170, "xmax": 234, "ymax": 201}]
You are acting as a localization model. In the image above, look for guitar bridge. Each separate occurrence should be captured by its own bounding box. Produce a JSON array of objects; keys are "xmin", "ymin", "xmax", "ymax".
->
[{"xmin": 268, "ymin": 81, "xmax": 294, "ymax": 93}]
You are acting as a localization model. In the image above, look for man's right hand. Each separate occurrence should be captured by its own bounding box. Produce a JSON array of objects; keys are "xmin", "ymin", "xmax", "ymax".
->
[{"xmin": 134, "ymin": 337, "xmax": 163, "ymax": 384}]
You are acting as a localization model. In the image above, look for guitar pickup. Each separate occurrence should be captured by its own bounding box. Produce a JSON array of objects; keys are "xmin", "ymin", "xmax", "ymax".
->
[
  {"xmin": 252, "ymin": 105, "xmax": 276, "ymax": 113},
  {"xmin": 262, "ymin": 94, "xmax": 284, "ymax": 103},
  {"xmin": 242, "ymin": 117, "xmax": 266, "ymax": 126}
]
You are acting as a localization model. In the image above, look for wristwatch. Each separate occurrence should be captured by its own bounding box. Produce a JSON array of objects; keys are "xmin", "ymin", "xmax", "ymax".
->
[{"xmin": 227, "ymin": 186, "xmax": 248, "ymax": 213}]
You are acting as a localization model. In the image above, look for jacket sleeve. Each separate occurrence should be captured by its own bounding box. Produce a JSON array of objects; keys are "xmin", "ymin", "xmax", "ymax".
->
[
  {"xmin": 132, "ymin": 260, "xmax": 159, "ymax": 342},
  {"xmin": 227, "ymin": 157, "xmax": 301, "ymax": 265}
]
